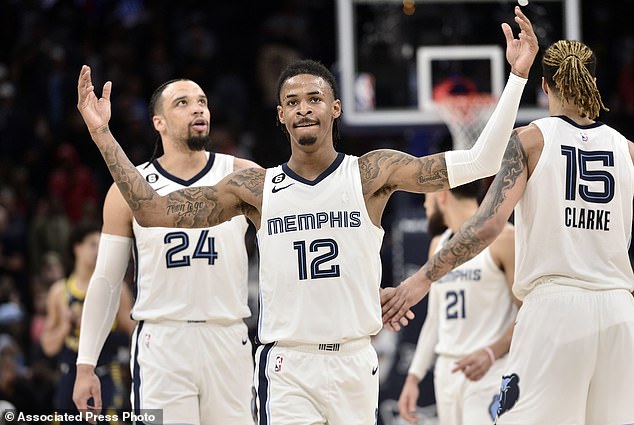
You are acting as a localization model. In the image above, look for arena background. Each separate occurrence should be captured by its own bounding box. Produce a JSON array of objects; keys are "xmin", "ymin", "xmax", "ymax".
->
[{"xmin": 0, "ymin": 1, "xmax": 632, "ymax": 423}]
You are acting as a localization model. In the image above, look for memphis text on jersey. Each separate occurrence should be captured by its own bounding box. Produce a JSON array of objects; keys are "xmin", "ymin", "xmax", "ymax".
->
[{"xmin": 266, "ymin": 210, "xmax": 362, "ymax": 235}]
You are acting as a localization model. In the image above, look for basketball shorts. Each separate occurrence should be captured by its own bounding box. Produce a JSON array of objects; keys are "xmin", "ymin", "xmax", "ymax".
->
[
  {"xmin": 495, "ymin": 282, "xmax": 634, "ymax": 425},
  {"xmin": 434, "ymin": 354, "xmax": 507, "ymax": 425},
  {"xmin": 131, "ymin": 320, "xmax": 254, "ymax": 425},
  {"xmin": 254, "ymin": 337, "xmax": 378, "ymax": 425}
]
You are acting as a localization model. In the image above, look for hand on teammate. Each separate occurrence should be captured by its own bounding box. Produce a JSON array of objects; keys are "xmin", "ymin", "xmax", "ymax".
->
[
  {"xmin": 381, "ymin": 276, "xmax": 431, "ymax": 330},
  {"xmin": 380, "ymin": 285, "xmax": 419, "ymax": 331}
]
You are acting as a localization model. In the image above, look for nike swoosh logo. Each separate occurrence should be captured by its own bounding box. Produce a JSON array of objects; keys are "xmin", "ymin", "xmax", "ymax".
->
[
  {"xmin": 372, "ymin": 365, "xmax": 378, "ymax": 375},
  {"xmin": 242, "ymin": 338, "xmax": 248, "ymax": 345},
  {"xmin": 272, "ymin": 183, "xmax": 294, "ymax": 193},
  {"xmin": 155, "ymin": 184, "xmax": 169, "ymax": 191}
]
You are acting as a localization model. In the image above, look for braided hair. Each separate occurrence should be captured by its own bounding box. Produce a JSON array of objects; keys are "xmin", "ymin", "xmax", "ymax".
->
[
  {"xmin": 275, "ymin": 59, "xmax": 341, "ymax": 145},
  {"xmin": 542, "ymin": 40, "xmax": 608, "ymax": 119},
  {"xmin": 145, "ymin": 79, "xmax": 190, "ymax": 166}
]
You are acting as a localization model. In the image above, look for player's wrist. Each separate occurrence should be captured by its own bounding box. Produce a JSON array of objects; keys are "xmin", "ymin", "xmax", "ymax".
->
[
  {"xmin": 76, "ymin": 363, "xmax": 96, "ymax": 375},
  {"xmin": 405, "ymin": 373, "xmax": 421, "ymax": 385},
  {"xmin": 484, "ymin": 346, "xmax": 496, "ymax": 365}
]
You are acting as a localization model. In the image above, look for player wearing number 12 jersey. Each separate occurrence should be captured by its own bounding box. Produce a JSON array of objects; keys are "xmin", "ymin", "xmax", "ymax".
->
[{"xmin": 77, "ymin": 10, "xmax": 538, "ymax": 423}]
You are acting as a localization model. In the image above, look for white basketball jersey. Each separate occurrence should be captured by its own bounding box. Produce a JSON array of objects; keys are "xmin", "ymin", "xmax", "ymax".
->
[
  {"xmin": 131, "ymin": 152, "xmax": 250, "ymax": 322},
  {"xmin": 514, "ymin": 116, "xmax": 634, "ymax": 299},
  {"xmin": 256, "ymin": 153, "xmax": 384, "ymax": 344},
  {"xmin": 431, "ymin": 229, "xmax": 516, "ymax": 357}
]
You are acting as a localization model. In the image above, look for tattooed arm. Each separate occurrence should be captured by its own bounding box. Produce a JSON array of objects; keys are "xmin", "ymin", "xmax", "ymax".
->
[
  {"xmin": 77, "ymin": 65, "xmax": 262, "ymax": 229},
  {"xmin": 359, "ymin": 150, "xmax": 449, "ymax": 225},
  {"xmin": 382, "ymin": 126, "xmax": 541, "ymax": 325}
]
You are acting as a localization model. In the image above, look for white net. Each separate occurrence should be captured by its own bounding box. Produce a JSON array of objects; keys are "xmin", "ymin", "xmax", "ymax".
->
[{"xmin": 435, "ymin": 94, "xmax": 497, "ymax": 151}]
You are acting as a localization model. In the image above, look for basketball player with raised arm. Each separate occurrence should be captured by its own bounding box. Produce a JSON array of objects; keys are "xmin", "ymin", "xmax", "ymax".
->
[
  {"xmin": 76, "ymin": 7, "xmax": 537, "ymax": 424},
  {"xmin": 72, "ymin": 79, "xmax": 260, "ymax": 424},
  {"xmin": 398, "ymin": 182, "xmax": 518, "ymax": 425},
  {"xmin": 383, "ymin": 40, "xmax": 634, "ymax": 424}
]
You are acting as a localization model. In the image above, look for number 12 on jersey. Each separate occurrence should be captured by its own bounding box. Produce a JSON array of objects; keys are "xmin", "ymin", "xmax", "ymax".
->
[{"xmin": 293, "ymin": 238, "xmax": 341, "ymax": 280}]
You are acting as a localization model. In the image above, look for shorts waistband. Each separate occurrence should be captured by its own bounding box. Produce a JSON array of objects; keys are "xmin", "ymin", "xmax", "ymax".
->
[
  {"xmin": 141, "ymin": 318, "xmax": 245, "ymax": 327},
  {"xmin": 274, "ymin": 337, "xmax": 371, "ymax": 354}
]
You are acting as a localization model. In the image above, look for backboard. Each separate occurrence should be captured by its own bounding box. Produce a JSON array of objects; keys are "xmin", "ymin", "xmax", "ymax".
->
[{"xmin": 336, "ymin": 0, "xmax": 581, "ymax": 126}]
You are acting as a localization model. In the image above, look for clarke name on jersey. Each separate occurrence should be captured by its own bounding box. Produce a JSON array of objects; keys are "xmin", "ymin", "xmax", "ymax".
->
[{"xmin": 564, "ymin": 206, "xmax": 610, "ymax": 231}]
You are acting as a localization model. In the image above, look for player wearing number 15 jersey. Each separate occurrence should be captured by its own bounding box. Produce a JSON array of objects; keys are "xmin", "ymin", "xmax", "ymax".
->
[{"xmin": 404, "ymin": 40, "xmax": 634, "ymax": 425}]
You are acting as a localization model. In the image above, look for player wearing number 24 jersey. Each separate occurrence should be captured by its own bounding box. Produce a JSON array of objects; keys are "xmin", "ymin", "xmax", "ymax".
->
[{"xmin": 74, "ymin": 79, "xmax": 258, "ymax": 425}]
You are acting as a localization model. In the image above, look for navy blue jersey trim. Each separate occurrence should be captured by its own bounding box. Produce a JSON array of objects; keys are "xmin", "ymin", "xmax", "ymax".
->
[
  {"xmin": 132, "ymin": 320, "xmax": 145, "ymax": 424},
  {"xmin": 281, "ymin": 152, "xmax": 345, "ymax": 186},
  {"xmin": 555, "ymin": 115, "xmax": 604, "ymax": 129},
  {"xmin": 151, "ymin": 152, "xmax": 216, "ymax": 186},
  {"xmin": 257, "ymin": 343, "xmax": 275, "ymax": 425}
]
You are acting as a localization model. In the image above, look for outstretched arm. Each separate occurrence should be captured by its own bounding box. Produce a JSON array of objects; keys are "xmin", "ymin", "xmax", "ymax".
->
[
  {"xmin": 77, "ymin": 65, "xmax": 261, "ymax": 228},
  {"xmin": 382, "ymin": 131, "xmax": 530, "ymax": 324},
  {"xmin": 365, "ymin": 6, "xmax": 538, "ymax": 205}
]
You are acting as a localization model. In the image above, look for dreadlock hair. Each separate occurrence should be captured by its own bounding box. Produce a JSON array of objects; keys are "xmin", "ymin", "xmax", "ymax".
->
[
  {"xmin": 275, "ymin": 59, "xmax": 342, "ymax": 146},
  {"xmin": 145, "ymin": 78, "xmax": 190, "ymax": 166},
  {"xmin": 542, "ymin": 40, "xmax": 608, "ymax": 119}
]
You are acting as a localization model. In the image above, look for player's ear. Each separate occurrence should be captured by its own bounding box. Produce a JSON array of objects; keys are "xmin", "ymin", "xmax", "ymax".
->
[
  {"xmin": 152, "ymin": 115, "xmax": 164, "ymax": 132},
  {"xmin": 332, "ymin": 99, "xmax": 342, "ymax": 119},
  {"xmin": 277, "ymin": 105, "xmax": 285, "ymax": 125},
  {"xmin": 541, "ymin": 77, "xmax": 549, "ymax": 95}
]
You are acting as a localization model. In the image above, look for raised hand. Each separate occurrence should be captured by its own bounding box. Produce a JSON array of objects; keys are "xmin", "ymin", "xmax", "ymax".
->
[
  {"xmin": 502, "ymin": 6, "xmax": 539, "ymax": 78},
  {"xmin": 77, "ymin": 65, "xmax": 112, "ymax": 136}
]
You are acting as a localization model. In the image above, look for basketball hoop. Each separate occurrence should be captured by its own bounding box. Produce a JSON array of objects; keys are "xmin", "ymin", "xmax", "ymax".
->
[{"xmin": 435, "ymin": 93, "xmax": 497, "ymax": 151}]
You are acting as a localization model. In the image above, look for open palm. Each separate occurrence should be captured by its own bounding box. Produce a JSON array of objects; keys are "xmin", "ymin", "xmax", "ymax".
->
[
  {"xmin": 77, "ymin": 65, "xmax": 112, "ymax": 134},
  {"xmin": 502, "ymin": 7, "xmax": 539, "ymax": 78}
]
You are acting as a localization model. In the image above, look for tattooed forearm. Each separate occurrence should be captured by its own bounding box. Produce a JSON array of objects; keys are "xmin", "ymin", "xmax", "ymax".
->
[
  {"xmin": 478, "ymin": 131, "xmax": 527, "ymax": 221},
  {"xmin": 98, "ymin": 128, "xmax": 236, "ymax": 228},
  {"xmin": 359, "ymin": 150, "xmax": 449, "ymax": 196},
  {"xmin": 163, "ymin": 186, "xmax": 228, "ymax": 228},
  {"xmin": 423, "ymin": 225, "xmax": 489, "ymax": 282},
  {"xmin": 100, "ymin": 129, "xmax": 157, "ymax": 212},
  {"xmin": 421, "ymin": 131, "xmax": 527, "ymax": 282},
  {"xmin": 416, "ymin": 154, "xmax": 449, "ymax": 191}
]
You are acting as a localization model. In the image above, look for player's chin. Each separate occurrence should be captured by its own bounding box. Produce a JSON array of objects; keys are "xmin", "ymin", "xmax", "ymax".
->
[{"xmin": 297, "ymin": 135, "xmax": 317, "ymax": 146}]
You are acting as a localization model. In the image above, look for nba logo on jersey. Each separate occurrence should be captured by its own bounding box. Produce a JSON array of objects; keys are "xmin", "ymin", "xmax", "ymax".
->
[
  {"xmin": 274, "ymin": 355, "xmax": 284, "ymax": 372},
  {"xmin": 580, "ymin": 132, "xmax": 589, "ymax": 142}
]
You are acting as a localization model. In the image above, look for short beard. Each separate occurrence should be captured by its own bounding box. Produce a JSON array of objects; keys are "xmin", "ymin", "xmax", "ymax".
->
[
  {"xmin": 186, "ymin": 134, "xmax": 211, "ymax": 151},
  {"xmin": 298, "ymin": 136, "xmax": 317, "ymax": 146},
  {"xmin": 426, "ymin": 208, "xmax": 447, "ymax": 238}
]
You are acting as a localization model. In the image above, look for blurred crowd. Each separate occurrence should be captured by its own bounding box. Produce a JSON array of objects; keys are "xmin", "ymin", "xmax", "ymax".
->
[{"xmin": 0, "ymin": 0, "xmax": 631, "ymax": 417}]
